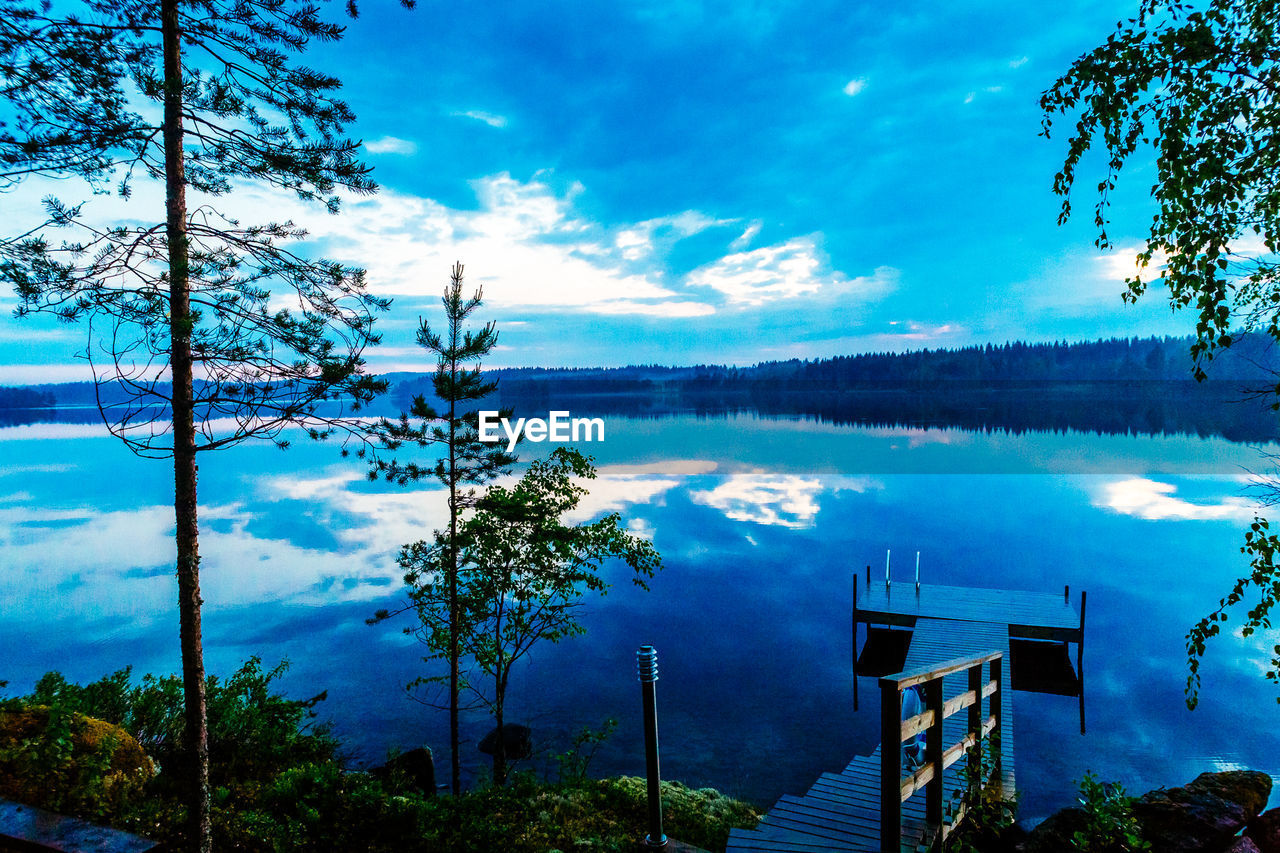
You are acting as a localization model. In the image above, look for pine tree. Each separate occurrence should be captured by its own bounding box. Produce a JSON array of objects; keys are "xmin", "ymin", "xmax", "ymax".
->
[
  {"xmin": 371, "ymin": 262, "xmax": 517, "ymax": 794},
  {"xmin": 0, "ymin": 1, "xmax": 410, "ymax": 847}
]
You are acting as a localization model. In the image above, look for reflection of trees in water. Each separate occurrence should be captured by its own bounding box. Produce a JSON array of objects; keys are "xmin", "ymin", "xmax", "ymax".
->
[
  {"xmin": 491, "ymin": 381, "xmax": 1279, "ymax": 444},
  {"xmin": 6, "ymin": 378, "xmax": 1278, "ymax": 442}
]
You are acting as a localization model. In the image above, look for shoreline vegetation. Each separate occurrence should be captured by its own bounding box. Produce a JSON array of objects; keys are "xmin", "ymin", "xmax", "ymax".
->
[
  {"xmin": 0, "ymin": 660, "xmax": 761, "ymax": 852},
  {"xmin": 3, "ymin": 661, "xmax": 1277, "ymax": 852}
]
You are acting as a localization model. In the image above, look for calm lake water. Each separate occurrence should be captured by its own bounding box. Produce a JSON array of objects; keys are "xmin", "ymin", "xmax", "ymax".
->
[{"xmin": 2, "ymin": 410, "xmax": 1279, "ymax": 821}]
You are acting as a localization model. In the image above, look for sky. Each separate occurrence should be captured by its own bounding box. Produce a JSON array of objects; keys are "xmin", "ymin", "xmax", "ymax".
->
[{"xmin": 0, "ymin": 0, "xmax": 1198, "ymax": 382}]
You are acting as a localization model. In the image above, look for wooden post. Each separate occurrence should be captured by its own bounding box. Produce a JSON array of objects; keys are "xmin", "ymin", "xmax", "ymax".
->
[
  {"xmin": 924, "ymin": 678, "xmax": 944, "ymax": 834},
  {"xmin": 967, "ymin": 662, "xmax": 983, "ymax": 797},
  {"xmin": 1078, "ymin": 590, "xmax": 1087, "ymax": 735},
  {"xmin": 990, "ymin": 657, "xmax": 1003, "ymax": 793},
  {"xmin": 852, "ymin": 573, "xmax": 859, "ymax": 712},
  {"xmin": 880, "ymin": 681, "xmax": 902, "ymax": 853},
  {"xmin": 1079, "ymin": 673, "xmax": 1087, "ymax": 736},
  {"xmin": 1064, "ymin": 584, "xmax": 1069, "ymax": 602}
]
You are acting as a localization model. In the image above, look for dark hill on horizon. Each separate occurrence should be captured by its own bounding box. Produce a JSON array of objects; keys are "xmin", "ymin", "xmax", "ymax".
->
[{"xmin": 5, "ymin": 335, "xmax": 1280, "ymax": 441}]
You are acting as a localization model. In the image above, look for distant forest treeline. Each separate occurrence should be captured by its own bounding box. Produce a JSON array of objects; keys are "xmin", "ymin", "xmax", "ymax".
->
[
  {"xmin": 463, "ymin": 334, "xmax": 1277, "ymax": 390},
  {"xmin": 0, "ymin": 386, "xmax": 56, "ymax": 410},
  {"xmin": 4, "ymin": 335, "xmax": 1280, "ymax": 440}
]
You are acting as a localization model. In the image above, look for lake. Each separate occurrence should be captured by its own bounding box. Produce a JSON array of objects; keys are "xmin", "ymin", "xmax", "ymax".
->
[{"xmin": 2, "ymin": 409, "xmax": 1279, "ymax": 822}]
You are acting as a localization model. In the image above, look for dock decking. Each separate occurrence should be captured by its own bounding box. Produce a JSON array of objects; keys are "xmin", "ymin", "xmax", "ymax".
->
[{"xmin": 726, "ymin": 576, "xmax": 1084, "ymax": 853}]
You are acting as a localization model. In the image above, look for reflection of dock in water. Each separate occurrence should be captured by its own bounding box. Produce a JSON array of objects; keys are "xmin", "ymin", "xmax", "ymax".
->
[{"xmin": 727, "ymin": 566, "xmax": 1086, "ymax": 852}]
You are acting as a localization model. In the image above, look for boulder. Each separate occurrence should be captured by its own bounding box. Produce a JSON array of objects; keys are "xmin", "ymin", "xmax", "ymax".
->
[
  {"xmin": 478, "ymin": 724, "xmax": 532, "ymax": 760},
  {"xmin": 1020, "ymin": 807, "xmax": 1089, "ymax": 853},
  {"xmin": 1134, "ymin": 771, "xmax": 1273, "ymax": 853},
  {"xmin": 1248, "ymin": 808, "xmax": 1280, "ymax": 853},
  {"xmin": 0, "ymin": 705, "xmax": 154, "ymax": 814},
  {"xmin": 370, "ymin": 747, "xmax": 436, "ymax": 795},
  {"xmin": 1227, "ymin": 838, "xmax": 1262, "ymax": 853}
]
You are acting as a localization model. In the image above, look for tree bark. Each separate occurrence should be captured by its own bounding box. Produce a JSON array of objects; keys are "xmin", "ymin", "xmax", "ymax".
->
[
  {"xmin": 493, "ymin": 700, "xmax": 506, "ymax": 785},
  {"xmin": 448, "ymin": 311, "xmax": 460, "ymax": 795},
  {"xmin": 161, "ymin": 1, "xmax": 210, "ymax": 850}
]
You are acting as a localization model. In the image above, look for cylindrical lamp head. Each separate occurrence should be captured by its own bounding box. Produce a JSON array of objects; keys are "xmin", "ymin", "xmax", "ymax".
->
[{"xmin": 637, "ymin": 645, "xmax": 659, "ymax": 683}]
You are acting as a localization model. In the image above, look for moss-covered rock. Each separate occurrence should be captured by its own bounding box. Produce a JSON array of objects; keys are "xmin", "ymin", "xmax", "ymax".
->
[
  {"xmin": 594, "ymin": 776, "xmax": 760, "ymax": 851},
  {"xmin": 1134, "ymin": 770, "xmax": 1273, "ymax": 853},
  {"xmin": 0, "ymin": 704, "xmax": 155, "ymax": 818}
]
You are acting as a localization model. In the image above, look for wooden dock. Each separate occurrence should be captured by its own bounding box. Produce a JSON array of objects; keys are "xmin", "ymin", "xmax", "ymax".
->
[{"xmin": 726, "ymin": 573, "xmax": 1084, "ymax": 853}]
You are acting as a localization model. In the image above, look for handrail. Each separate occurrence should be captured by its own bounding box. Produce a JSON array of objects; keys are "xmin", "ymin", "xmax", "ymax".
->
[
  {"xmin": 881, "ymin": 649, "xmax": 1002, "ymax": 689},
  {"xmin": 879, "ymin": 649, "xmax": 1003, "ymax": 852}
]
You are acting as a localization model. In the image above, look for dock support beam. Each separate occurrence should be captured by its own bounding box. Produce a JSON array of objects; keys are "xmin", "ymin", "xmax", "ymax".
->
[
  {"xmin": 852, "ymin": 572, "xmax": 859, "ymax": 712},
  {"xmin": 1078, "ymin": 590, "xmax": 1087, "ymax": 735},
  {"xmin": 879, "ymin": 681, "xmax": 902, "ymax": 853}
]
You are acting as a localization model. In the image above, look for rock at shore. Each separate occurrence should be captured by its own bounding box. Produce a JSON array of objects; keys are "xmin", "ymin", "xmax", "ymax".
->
[
  {"xmin": 1248, "ymin": 808, "xmax": 1280, "ymax": 853},
  {"xmin": 1133, "ymin": 770, "xmax": 1273, "ymax": 853},
  {"xmin": 370, "ymin": 747, "xmax": 436, "ymax": 795},
  {"xmin": 1021, "ymin": 807, "xmax": 1089, "ymax": 852},
  {"xmin": 478, "ymin": 724, "xmax": 533, "ymax": 761},
  {"xmin": 1227, "ymin": 837, "xmax": 1263, "ymax": 853}
]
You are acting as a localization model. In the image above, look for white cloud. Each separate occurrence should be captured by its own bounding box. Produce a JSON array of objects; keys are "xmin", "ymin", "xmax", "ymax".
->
[
  {"xmin": 453, "ymin": 110, "xmax": 509, "ymax": 129},
  {"xmin": 1009, "ymin": 56, "xmax": 1029, "ymax": 68},
  {"xmin": 690, "ymin": 471, "xmax": 881, "ymax": 529},
  {"xmin": 0, "ymin": 363, "xmax": 96, "ymax": 383},
  {"xmin": 0, "ymin": 171, "xmax": 893, "ymax": 327},
  {"xmin": 842, "ymin": 77, "xmax": 867, "ymax": 97},
  {"xmin": 614, "ymin": 211, "xmax": 731, "ymax": 261},
  {"xmin": 627, "ymin": 517, "xmax": 655, "ymax": 539},
  {"xmin": 566, "ymin": 473, "xmax": 682, "ymax": 522},
  {"xmin": 1096, "ymin": 244, "xmax": 1169, "ymax": 282},
  {"xmin": 866, "ymin": 321, "xmax": 965, "ymax": 348},
  {"xmin": 730, "ymin": 222, "xmax": 761, "ymax": 250},
  {"xmin": 588, "ymin": 299, "xmax": 715, "ymax": 317},
  {"xmin": 688, "ymin": 239, "xmax": 897, "ymax": 307},
  {"xmin": 690, "ymin": 472, "xmax": 823, "ymax": 528},
  {"xmin": 1094, "ymin": 478, "xmax": 1258, "ymax": 521},
  {"xmin": 364, "ymin": 136, "xmax": 418, "ymax": 155}
]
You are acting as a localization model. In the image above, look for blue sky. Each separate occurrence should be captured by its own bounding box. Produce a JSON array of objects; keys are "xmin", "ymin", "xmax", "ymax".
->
[{"xmin": 0, "ymin": 0, "xmax": 1195, "ymax": 381}]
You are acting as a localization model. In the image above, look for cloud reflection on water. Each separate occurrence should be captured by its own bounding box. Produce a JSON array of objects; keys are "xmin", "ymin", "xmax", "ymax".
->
[{"xmin": 1095, "ymin": 477, "xmax": 1260, "ymax": 522}]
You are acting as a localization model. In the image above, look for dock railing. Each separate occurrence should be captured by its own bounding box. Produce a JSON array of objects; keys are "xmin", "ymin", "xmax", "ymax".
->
[{"xmin": 879, "ymin": 650, "xmax": 1003, "ymax": 851}]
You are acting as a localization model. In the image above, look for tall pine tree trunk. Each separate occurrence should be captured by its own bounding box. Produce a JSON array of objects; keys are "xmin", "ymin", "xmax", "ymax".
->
[
  {"xmin": 161, "ymin": 1, "xmax": 210, "ymax": 849},
  {"xmin": 448, "ymin": 353, "xmax": 461, "ymax": 795}
]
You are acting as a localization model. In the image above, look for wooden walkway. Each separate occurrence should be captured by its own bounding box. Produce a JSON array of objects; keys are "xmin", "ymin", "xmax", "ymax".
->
[{"xmin": 726, "ymin": 579, "xmax": 1084, "ymax": 853}]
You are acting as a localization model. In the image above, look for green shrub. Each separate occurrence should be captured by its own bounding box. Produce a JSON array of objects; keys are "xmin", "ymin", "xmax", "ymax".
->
[
  {"xmin": 0, "ymin": 703, "xmax": 154, "ymax": 818},
  {"xmin": 1071, "ymin": 772, "xmax": 1150, "ymax": 852},
  {"xmin": 25, "ymin": 657, "xmax": 336, "ymax": 790},
  {"xmin": 946, "ymin": 736, "xmax": 1019, "ymax": 852},
  {"xmin": 2, "ymin": 665, "xmax": 759, "ymax": 852}
]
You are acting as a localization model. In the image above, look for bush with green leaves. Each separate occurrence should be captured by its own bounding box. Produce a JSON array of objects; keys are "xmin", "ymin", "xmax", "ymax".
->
[
  {"xmin": 207, "ymin": 772, "xmax": 759, "ymax": 852},
  {"xmin": 0, "ymin": 703, "xmax": 154, "ymax": 819},
  {"xmin": 0, "ymin": 664, "xmax": 760, "ymax": 852},
  {"xmin": 22, "ymin": 656, "xmax": 336, "ymax": 791},
  {"xmin": 946, "ymin": 736, "xmax": 1019, "ymax": 853},
  {"xmin": 1071, "ymin": 772, "xmax": 1150, "ymax": 853},
  {"xmin": 554, "ymin": 717, "xmax": 618, "ymax": 784}
]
